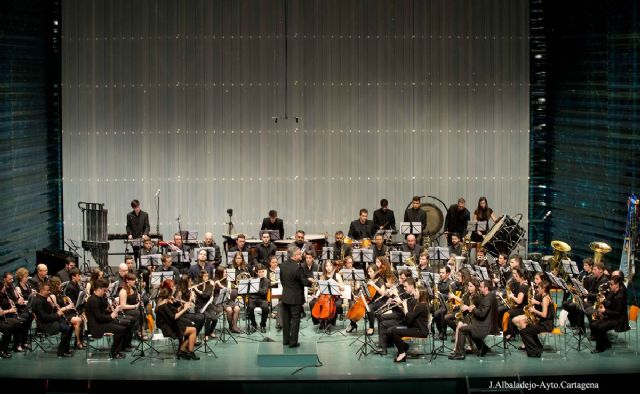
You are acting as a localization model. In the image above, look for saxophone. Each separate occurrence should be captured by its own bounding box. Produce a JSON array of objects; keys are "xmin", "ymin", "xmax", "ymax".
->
[
  {"xmin": 432, "ymin": 282, "xmax": 441, "ymax": 310},
  {"xmin": 524, "ymin": 285, "xmax": 539, "ymax": 326},
  {"xmin": 504, "ymin": 279, "xmax": 517, "ymax": 309},
  {"xmin": 461, "ymin": 233, "xmax": 471, "ymax": 258},
  {"xmin": 455, "ymin": 290, "xmax": 471, "ymax": 323},
  {"xmin": 591, "ymin": 283, "xmax": 610, "ymax": 320},
  {"xmin": 445, "ymin": 282, "xmax": 456, "ymax": 314}
]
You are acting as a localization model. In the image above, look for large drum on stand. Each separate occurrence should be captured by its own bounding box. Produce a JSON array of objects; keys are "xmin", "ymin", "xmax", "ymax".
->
[{"xmin": 481, "ymin": 214, "xmax": 526, "ymax": 258}]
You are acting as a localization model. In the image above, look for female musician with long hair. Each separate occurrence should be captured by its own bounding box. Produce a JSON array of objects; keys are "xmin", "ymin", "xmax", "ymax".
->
[
  {"xmin": 516, "ymin": 279, "xmax": 554, "ymax": 357},
  {"xmin": 348, "ymin": 264, "xmax": 386, "ymax": 335},
  {"xmin": 3, "ymin": 270, "xmax": 32, "ymax": 352},
  {"xmin": 174, "ymin": 274, "xmax": 205, "ymax": 334},
  {"xmin": 155, "ymin": 287, "xmax": 200, "ymax": 360},
  {"xmin": 503, "ymin": 267, "xmax": 529, "ymax": 341},
  {"xmin": 86, "ymin": 268, "xmax": 104, "ymax": 297},
  {"xmin": 193, "ymin": 270, "xmax": 218, "ymax": 340},
  {"xmin": 213, "ymin": 267, "xmax": 241, "ymax": 333},
  {"xmin": 449, "ymin": 278, "xmax": 481, "ymax": 354},
  {"xmin": 471, "ymin": 197, "xmax": 499, "ymax": 242},
  {"xmin": 232, "ymin": 252, "xmax": 249, "ymax": 274},
  {"xmin": 309, "ymin": 260, "xmax": 344, "ymax": 328},
  {"xmin": 118, "ymin": 273, "xmax": 147, "ymax": 341},
  {"xmin": 49, "ymin": 276, "xmax": 85, "ymax": 349},
  {"xmin": 387, "ymin": 278, "xmax": 430, "ymax": 362}
]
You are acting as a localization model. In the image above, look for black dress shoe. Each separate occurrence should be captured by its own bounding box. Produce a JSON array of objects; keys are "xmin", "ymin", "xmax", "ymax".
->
[
  {"xmin": 289, "ymin": 343, "xmax": 300, "ymax": 348},
  {"xmin": 260, "ymin": 326, "xmax": 267, "ymax": 334},
  {"xmin": 591, "ymin": 349, "xmax": 605, "ymax": 354},
  {"xmin": 57, "ymin": 351, "xmax": 73, "ymax": 358},
  {"xmin": 448, "ymin": 353, "xmax": 465, "ymax": 360},
  {"xmin": 188, "ymin": 351, "xmax": 200, "ymax": 360},
  {"xmin": 0, "ymin": 351, "xmax": 12, "ymax": 359},
  {"xmin": 438, "ymin": 333, "xmax": 445, "ymax": 341}
]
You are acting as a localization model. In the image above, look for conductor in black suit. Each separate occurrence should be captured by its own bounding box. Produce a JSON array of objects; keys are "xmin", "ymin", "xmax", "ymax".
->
[
  {"xmin": 261, "ymin": 210, "xmax": 285, "ymax": 240},
  {"xmin": 280, "ymin": 246, "xmax": 308, "ymax": 347}
]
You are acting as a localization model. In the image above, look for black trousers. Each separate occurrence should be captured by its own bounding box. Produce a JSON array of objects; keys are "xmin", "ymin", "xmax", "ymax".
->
[
  {"xmin": 388, "ymin": 326, "xmax": 427, "ymax": 353},
  {"xmin": 378, "ymin": 312, "xmax": 402, "ymax": 347},
  {"xmin": 520, "ymin": 322, "xmax": 552, "ymax": 357},
  {"xmin": 248, "ymin": 298, "xmax": 269, "ymax": 327},
  {"xmin": 433, "ymin": 306, "xmax": 447, "ymax": 333},
  {"xmin": 281, "ymin": 302, "xmax": 302, "ymax": 346},
  {"xmin": 563, "ymin": 301, "xmax": 589, "ymax": 330},
  {"xmin": 589, "ymin": 318, "xmax": 618, "ymax": 351},
  {"xmin": 200, "ymin": 306, "xmax": 218, "ymax": 336},
  {"xmin": 93, "ymin": 322, "xmax": 129, "ymax": 355},
  {"xmin": 0, "ymin": 318, "xmax": 20, "ymax": 351},
  {"xmin": 46, "ymin": 319, "xmax": 73, "ymax": 354},
  {"xmin": 455, "ymin": 324, "xmax": 487, "ymax": 354}
]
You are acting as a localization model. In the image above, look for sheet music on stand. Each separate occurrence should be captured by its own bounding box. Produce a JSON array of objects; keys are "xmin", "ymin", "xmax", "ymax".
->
[
  {"xmin": 226, "ymin": 252, "xmax": 249, "ymax": 266},
  {"xmin": 140, "ymin": 254, "xmax": 162, "ymax": 268},
  {"xmin": 547, "ymin": 272, "xmax": 569, "ymax": 291},
  {"xmin": 238, "ymin": 278, "xmax": 260, "ymax": 295},
  {"xmin": 530, "ymin": 260, "xmax": 543, "ymax": 273},
  {"xmin": 396, "ymin": 265, "xmax": 418, "ymax": 279},
  {"xmin": 215, "ymin": 287, "xmax": 230, "ymax": 305},
  {"xmin": 275, "ymin": 251, "xmax": 287, "ymax": 264},
  {"xmin": 562, "ymin": 260, "xmax": 580, "ymax": 276},
  {"xmin": 523, "ymin": 260, "xmax": 535, "ymax": 273},
  {"xmin": 172, "ymin": 250, "xmax": 192, "ymax": 265},
  {"xmin": 428, "ymin": 247, "xmax": 450, "ymax": 261},
  {"xmin": 400, "ymin": 222, "xmax": 422, "ymax": 236},
  {"xmin": 570, "ymin": 278, "xmax": 589, "ymax": 297},
  {"xmin": 375, "ymin": 229, "xmax": 394, "ymax": 242},
  {"xmin": 194, "ymin": 247, "xmax": 216, "ymax": 262},
  {"xmin": 475, "ymin": 266, "xmax": 491, "ymax": 281},
  {"xmin": 321, "ymin": 247, "xmax": 334, "ymax": 261},
  {"xmin": 319, "ymin": 279, "xmax": 341, "ymax": 297},
  {"xmin": 259, "ymin": 229, "xmax": 281, "ymax": 241},
  {"xmin": 150, "ymin": 271, "xmax": 174, "ymax": 287},
  {"xmin": 462, "ymin": 264, "xmax": 476, "ymax": 275},
  {"xmin": 390, "ymin": 251, "xmax": 412, "ymax": 265},
  {"xmin": 352, "ymin": 248, "xmax": 373, "ymax": 267},
  {"xmin": 126, "ymin": 238, "xmax": 144, "ymax": 248},
  {"xmin": 467, "ymin": 221, "xmax": 487, "ymax": 234},
  {"xmin": 226, "ymin": 268, "xmax": 237, "ymax": 282},
  {"xmin": 421, "ymin": 271, "xmax": 435, "ymax": 287}
]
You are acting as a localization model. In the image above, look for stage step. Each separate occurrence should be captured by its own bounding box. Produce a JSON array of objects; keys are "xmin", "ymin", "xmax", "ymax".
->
[{"xmin": 257, "ymin": 342, "xmax": 319, "ymax": 367}]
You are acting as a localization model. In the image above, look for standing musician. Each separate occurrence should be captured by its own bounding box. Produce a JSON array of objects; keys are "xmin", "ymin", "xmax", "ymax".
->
[
  {"xmin": 309, "ymin": 260, "xmax": 344, "ymax": 329},
  {"xmin": 126, "ymin": 199, "xmax": 150, "ymax": 266},
  {"xmin": 373, "ymin": 198, "xmax": 396, "ymax": 231},
  {"xmin": 449, "ymin": 280, "xmax": 499, "ymax": 359},
  {"xmin": 3, "ymin": 271, "xmax": 32, "ymax": 351},
  {"xmin": 247, "ymin": 264, "xmax": 271, "ymax": 333},
  {"xmin": 168, "ymin": 233, "xmax": 192, "ymax": 273},
  {"xmin": 348, "ymin": 264, "xmax": 386, "ymax": 335},
  {"xmin": 444, "ymin": 198, "xmax": 470, "ymax": 246},
  {"xmin": 503, "ymin": 268, "xmax": 529, "ymax": 341},
  {"xmin": 374, "ymin": 269, "xmax": 411, "ymax": 355},
  {"xmin": 85, "ymin": 278, "xmax": 132, "ymax": 359},
  {"xmin": 589, "ymin": 275, "xmax": 628, "ymax": 353},
  {"xmin": 192, "ymin": 270, "xmax": 218, "ymax": 340},
  {"xmin": 154, "ymin": 287, "xmax": 200, "ymax": 360},
  {"xmin": 261, "ymin": 210, "xmax": 285, "ymax": 240},
  {"xmin": 371, "ymin": 233, "xmax": 389, "ymax": 261},
  {"xmin": 332, "ymin": 231, "xmax": 353, "ymax": 260},
  {"xmin": 449, "ymin": 233, "xmax": 463, "ymax": 256},
  {"xmin": 49, "ymin": 276, "xmax": 85, "ymax": 349},
  {"xmin": 433, "ymin": 266, "xmax": 454, "ymax": 340},
  {"xmin": 118, "ymin": 273, "xmax": 147, "ymax": 341},
  {"xmin": 516, "ymin": 278, "xmax": 554, "ymax": 357},
  {"xmin": 348, "ymin": 208, "xmax": 376, "ymax": 241},
  {"xmin": 188, "ymin": 249, "xmax": 214, "ymax": 281},
  {"xmin": 30, "ymin": 282, "xmax": 75, "ymax": 357},
  {"xmin": 255, "ymin": 232, "xmax": 277, "ymax": 268},
  {"xmin": 212, "ymin": 267, "xmax": 241, "ymax": 333},
  {"xmin": 28, "ymin": 264, "xmax": 49, "ymax": 290},
  {"xmin": 404, "ymin": 196, "xmax": 427, "ymax": 241},
  {"xmin": 199, "ymin": 232, "xmax": 222, "ymax": 267},
  {"xmin": 386, "ymin": 278, "xmax": 430, "ymax": 363},
  {"xmin": 280, "ymin": 246, "xmax": 307, "ymax": 348},
  {"xmin": 471, "ymin": 197, "xmax": 499, "ymax": 243},
  {"xmin": 401, "ymin": 234, "xmax": 423, "ymax": 261}
]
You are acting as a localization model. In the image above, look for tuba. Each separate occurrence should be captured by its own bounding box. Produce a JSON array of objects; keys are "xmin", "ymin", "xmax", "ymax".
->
[
  {"xmin": 549, "ymin": 240, "xmax": 571, "ymax": 274},
  {"xmin": 590, "ymin": 241, "xmax": 612, "ymax": 264}
]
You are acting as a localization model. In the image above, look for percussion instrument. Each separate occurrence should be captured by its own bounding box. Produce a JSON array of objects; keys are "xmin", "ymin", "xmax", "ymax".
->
[
  {"xmin": 420, "ymin": 202, "xmax": 444, "ymax": 235},
  {"xmin": 481, "ymin": 214, "xmax": 526, "ymax": 258}
]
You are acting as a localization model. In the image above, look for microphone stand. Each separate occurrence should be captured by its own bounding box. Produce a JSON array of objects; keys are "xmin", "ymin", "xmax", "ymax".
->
[{"xmin": 155, "ymin": 191, "xmax": 160, "ymax": 236}]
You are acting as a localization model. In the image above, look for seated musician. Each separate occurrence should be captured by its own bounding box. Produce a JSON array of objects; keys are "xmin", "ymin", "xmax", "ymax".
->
[
  {"xmin": 348, "ymin": 208, "xmax": 376, "ymax": 241},
  {"xmin": 160, "ymin": 254, "xmax": 180, "ymax": 279},
  {"xmin": 169, "ymin": 232, "xmax": 192, "ymax": 273},
  {"xmin": 514, "ymin": 277, "xmax": 554, "ymax": 357},
  {"xmin": 15, "ymin": 267, "xmax": 34, "ymax": 302},
  {"xmin": 3, "ymin": 271, "xmax": 32, "ymax": 352},
  {"xmin": 49, "ymin": 276, "xmax": 84, "ymax": 349},
  {"xmin": 348, "ymin": 264, "xmax": 386, "ymax": 335},
  {"xmin": 255, "ymin": 232, "xmax": 277, "ymax": 268},
  {"xmin": 564, "ymin": 261, "xmax": 608, "ymax": 331},
  {"xmin": 433, "ymin": 265, "xmax": 454, "ymax": 340},
  {"xmin": 139, "ymin": 236, "xmax": 159, "ymax": 286},
  {"xmin": 267, "ymin": 256, "xmax": 280, "ymax": 288},
  {"xmin": 30, "ymin": 282, "xmax": 75, "ymax": 357},
  {"xmin": 261, "ymin": 209, "xmax": 285, "ymax": 240},
  {"xmin": 212, "ymin": 267, "xmax": 241, "ymax": 333},
  {"xmin": 444, "ymin": 277, "xmax": 479, "ymax": 353},
  {"xmin": 174, "ymin": 274, "xmax": 205, "ymax": 335},
  {"xmin": 188, "ymin": 249, "xmax": 214, "ymax": 281},
  {"xmin": 110, "ymin": 263, "xmax": 129, "ymax": 299},
  {"xmin": 199, "ymin": 232, "xmax": 222, "ymax": 267},
  {"xmin": 232, "ymin": 251, "xmax": 251, "ymax": 277},
  {"xmin": 28, "ymin": 263, "xmax": 49, "ymax": 290},
  {"xmin": 386, "ymin": 278, "xmax": 430, "ymax": 363},
  {"xmin": 589, "ymin": 275, "xmax": 628, "ymax": 353},
  {"xmin": 141, "ymin": 235, "xmax": 158, "ymax": 256},
  {"xmin": 56, "ymin": 257, "xmax": 76, "ymax": 283},
  {"xmin": 300, "ymin": 250, "xmax": 319, "ymax": 283},
  {"xmin": 192, "ymin": 270, "xmax": 218, "ymax": 340},
  {"xmin": 470, "ymin": 197, "xmax": 499, "ymax": 243},
  {"xmin": 247, "ymin": 265, "xmax": 271, "ymax": 333},
  {"xmin": 228, "ymin": 233, "xmax": 251, "ymax": 255},
  {"xmin": 493, "ymin": 253, "xmax": 510, "ymax": 290},
  {"xmin": 86, "ymin": 268, "xmax": 104, "ymax": 297},
  {"xmin": 373, "ymin": 198, "xmax": 396, "ymax": 231},
  {"xmin": 449, "ymin": 280, "xmax": 499, "ymax": 359},
  {"xmin": 84, "ymin": 278, "xmax": 132, "ymax": 359},
  {"xmin": 372, "ymin": 233, "xmax": 389, "ymax": 261},
  {"xmin": 417, "ymin": 251, "xmax": 430, "ymax": 274},
  {"xmin": 474, "ymin": 248, "xmax": 489, "ymax": 268},
  {"xmin": 332, "ymin": 231, "xmax": 352, "ymax": 260},
  {"xmin": 64, "ymin": 268, "xmax": 83, "ymax": 310},
  {"xmin": 404, "ymin": 196, "xmax": 427, "ymax": 242},
  {"xmin": 154, "ymin": 287, "xmax": 200, "ymax": 360},
  {"xmin": 503, "ymin": 268, "xmax": 529, "ymax": 340},
  {"xmin": 293, "ymin": 230, "xmax": 313, "ymax": 254},
  {"xmin": 309, "ymin": 260, "xmax": 344, "ymax": 329},
  {"xmin": 401, "ymin": 234, "xmax": 423, "ymax": 261},
  {"xmin": 0, "ymin": 281, "xmax": 29, "ymax": 355},
  {"xmin": 0, "ymin": 297, "xmax": 19, "ymax": 357},
  {"xmin": 374, "ymin": 269, "xmax": 411, "ymax": 355},
  {"xmin": 118, "ymin": 273, "xmax": 147, "ymax": 341},
  {"xmin": 375, "ymin": 256, "xmax": 394, "ymax": 280},
  {"xmin": 449, "ymin": 233, "xmax": 463, "ymax": 256},
  {"xmin": 125, "ymin": 255, "xmax": 137, "ymax": 276}
]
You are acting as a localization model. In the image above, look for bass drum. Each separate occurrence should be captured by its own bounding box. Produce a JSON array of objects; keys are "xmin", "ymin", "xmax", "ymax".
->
[{"xmin": 420, "ymin": 203, "xmax": 444, "ymax": 235}]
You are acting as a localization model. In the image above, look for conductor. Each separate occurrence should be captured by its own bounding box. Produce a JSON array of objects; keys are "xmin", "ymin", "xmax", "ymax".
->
[{"xmin": 280, "ymin": 246, "xmax": 307, "ymax": 348}]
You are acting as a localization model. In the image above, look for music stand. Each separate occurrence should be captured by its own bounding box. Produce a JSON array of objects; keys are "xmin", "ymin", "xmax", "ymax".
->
[
  {"xmin": 530, "ymin": 260, "xmax": 543, "ymax": 273},
  {"xmin": 140, "ymin": 254, "xmax": 162, "ymax": 270},
  {"xmin": 214, "ymin": 288, "xmax": 237, "ymax": 344},
  {"xmin": 259, "ymin": 230, "xmax": 281, "ymax": 241},
  {"xmin": 523, "ymin": 260, "xmax": 535, "ymax": 275},
  {"xmin": 567, "ymin": 278, "xmax": 591, "ymax": 351},
  {"xmin": 238, "ymin": 279, "xmax": 264, "ymax": 341},
  {"xmin": 316, "ymin": 279, "xmax": 345, "ymax": 338},
  {"xmin": 275, "ymin": 251, "xmax": 287, "ymax": 264},
  {"xmin": 563, "ymin": 260, "xmax": 580, "ymax": 277},
  {"xmin": 149, "ymin": 271, "xmax": 174, "ymax": 300},
  {"xmin": 396, "ymin": 265, "xmax": 418, "ymax": 279},
  {"xmin": 475, "ymin": 266, "xmax": 491, "ymax": 281},
  {"xmin": 400, "ymin": 222, "xmax": 422, "ymax": 237},
  {"xmin": 428, "ymin": 247, "xmax": 449, "ymax": 263},
  {"xmin": 352, "ymin": 249, "xmax": 373, "ymax": 271},
  {"xmin": 390, "ymin": 251, "xmax": 412, "ymax": 267},
  {"xmin": 321, "ymin": 247, "xmax": 335, "ymax": 261},
  {"xmin": 421, "ymin": 271, "xmax": 435, "ymax": 288},
  {"xmin": 226, "ymin": 252, "xmax": 249, "ymax": 267},
  {"xmin": 352, "ymin": 292, "xmax": 377, "ymax": 359},
  {"xmin": 467, "ymin": 221, "xmax": 487, "ymax": 234}
]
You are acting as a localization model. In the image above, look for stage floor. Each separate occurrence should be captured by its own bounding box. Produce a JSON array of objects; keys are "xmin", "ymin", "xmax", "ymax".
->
[{"xmin": 1, "ymin": 316, "xmax": 638, "ymax": 384}]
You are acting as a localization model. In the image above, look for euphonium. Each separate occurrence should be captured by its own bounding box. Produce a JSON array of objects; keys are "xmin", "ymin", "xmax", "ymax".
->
[
  {"xmin": 524, "ymin": 285, "xmax": 539, "ymax": 326},
  {"xmin": 590, "ymin": 241, "xmax": 612, "ymax": 265},
  {"xmin": 550, "ymin": 240, "xmax": 571, "ymax": 274},
  {"xmin": 591, "ymin": 282, "xmax": 610, "ymax": 320}
]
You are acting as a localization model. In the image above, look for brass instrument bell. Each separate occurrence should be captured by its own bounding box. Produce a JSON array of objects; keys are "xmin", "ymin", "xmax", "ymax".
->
[
  {"xmin": 550, "ymin": 240, "xmax": 571, "ymax": 272},
  {"xmin": 589, "ymin": 241, "xmax": 612, "ymax": 264}
]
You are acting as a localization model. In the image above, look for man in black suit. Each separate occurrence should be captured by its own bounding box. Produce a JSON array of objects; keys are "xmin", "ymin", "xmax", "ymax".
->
[
  {"xmin": 85, "ymin": 278, "xmax": 131, "ymax": 359},
  {"xmin": 348, "ymin": 208, "xmax": 376, "ymax": 240},
  {"xmin": 590, "ymin": 275, "xmax": 628, "ymax": 353},
  {"xmin": 449, "ymin": 280, "xmax": 499, "ymax": 360},
  {"xmin": 373, "ymin": 198, "xmax": 396, "ymax": 231},
  {"xmin": 261, "ymin": 210, "xmax": 285, "ymax": 240},
  {"xmin": 31, "ymin": 282, "xmax": 74, "ymax": 357},
  {"xmin": 280, "ymin": 246, "xmax": 308, "ymax": 347}
]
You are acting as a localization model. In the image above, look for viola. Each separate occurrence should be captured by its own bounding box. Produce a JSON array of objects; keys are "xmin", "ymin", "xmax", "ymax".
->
[{"xmin": 311, "ymin": 294, "xmax": 336, "ymax": 320}]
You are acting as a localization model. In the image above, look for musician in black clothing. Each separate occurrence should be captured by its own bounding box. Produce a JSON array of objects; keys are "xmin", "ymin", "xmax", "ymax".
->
[
  {"xmin": 444, "ymin": 198, "xmax": 470, "ymax": 245},
  {"xmin": 372, "ymin": 233, "xmax": 389, "ymax": 261},
  {"xmin": 2, "ymin": 272, "xmax": 32, "ymax": 352},
  {"xmin": 471, "ymin": 197, "xmax": 499, "ymax": 243},
  {"xmin": 261, "ymin": 210, "xmax": 285, "ymax": 240},
  {"xmin": 449, "ymin": 280, "xmax": 499, "ymax": 359},
  {"xmin": 404, "ymin": 196, "xmax": 427, "ymax": 239},
  {"xmin": 200, "ymin": 232, "xmax": 222, "ymax": 267},
  {"xmin": 28, "ymin": 264, "xmax": 49, "ymax": 290},
  {"xmin": 192, "ymin": 270, "xmax": 218, "ymax": 340},
  {"xmin": 188, "ymin": 249, "xmax": 214, "ymax": 281},
  {"xmin": 85, "ymin": 278, "xmax": 131, "ymax": 359},
  {"xmin": 503, "ymin": 268, "xmax": 529, "ymax": 340},
  {"xmin": 518, "ymin": 280, "xmax": 555, "ymax": 357},
  {"xmin": 169, "ymin": 233, "xmax": 192, "ymax": 273},
  {"xmin": 434, "ymin": 266, "xmax": 454, "ymax": 339},
  {"xmin": 0, "ymin": 309, "xmax": 18, "ymax": 358},
  {"xmin": 401, "ymin": 234, "xmax": 423, "ymax": 261},
  {"xmin": 564, "ymin": 261, "xmax": 608, "ymax": 330},
  {"xmin": 332, "ymin": 231, "xmax": 352, "ymax": 260},
  {"xmin": 348, "ymin": 208, "xmax": 376, "ymax": 240},
  {"xmin": 373, "ymin": 199, "xmax": 396, "ymax": 231},
  {"xmin": 374, "ymin": 269, "xmax": 411, "ymax": 355},
  {"xmin": 160, "ymin": 254, "xmax": 181, "ymax": 279},
  {"xmin": 30, "ymin": 282, "xmax": 74, "ymax": 357},
  {"xmin": 155, "ymin": 287, "xmax": 200, "ymax": 360},
  {"xmin": 255, "ymin": 232, "xmax": 277, "ymax": 267},
  {"xmin": 248, "ymin": 265, "xmax": 271, "ymax": 333},
  {"xmin": 387, "ymin": 279, "xmax": 430, "ymax": 363},
  {"xmin": 300, "ymin": 251, "xmax": 319, "ymax": 281},
  {"xmin": 280, "ymin": 247, "xmax": 307, "ymax": 347},
  {"xmin": 449, "ymin": 233, "xmax": 463, "ymax": 256},
  {"xmin": 126, "ymin": 199, "xmax": 150, "ymax": 240},
  {"xmin": 590, "ymin": 275, "xmax": 628, "ymax": 353},
  {"xmin": 56, "ymin": 257, "xmax": 77, "ymax": 283}
]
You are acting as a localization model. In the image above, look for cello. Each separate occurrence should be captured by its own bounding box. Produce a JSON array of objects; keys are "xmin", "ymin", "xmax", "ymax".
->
[
  {"xmin": 311, "ymin": 293, "xmax": 336, "ymax": 321},
  {"xmin": 346, "ymin": 282, "xmax": 376, "ymax": 322}
]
